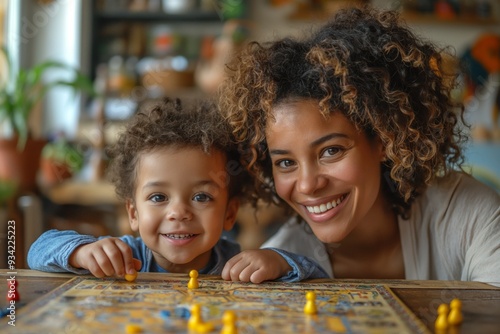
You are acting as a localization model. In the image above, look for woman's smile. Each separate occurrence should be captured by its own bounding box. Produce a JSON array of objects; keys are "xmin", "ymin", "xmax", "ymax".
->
[
  {"xmin": 304, "ymin": 194, "xmax": 347, "ymax": 214},
  {"xmin": 301, "ymin": 193, "xmax": 349, "ymax": 224}
]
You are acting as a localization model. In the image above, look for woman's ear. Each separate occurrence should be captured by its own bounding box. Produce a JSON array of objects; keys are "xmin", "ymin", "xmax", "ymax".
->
[
  {"xmin": 375, "ymin": 137, "xmax": 387, "ymax": 162},
  {"xmin": 381, "ymin": 152, "xmax": 387, "ymax": 163},
  {"xmin": 223, "ymin": 198, "xmax": 240, "ymax": 231},
  {"xmin": 126, "ymin": 199, "xmax": 139, "ymax": 232}
]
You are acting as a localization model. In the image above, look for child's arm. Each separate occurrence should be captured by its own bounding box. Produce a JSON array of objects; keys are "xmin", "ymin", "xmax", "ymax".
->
[
  {"xmin": 221, "ymin": 248, "xmax": 328, "ymax": 283},
  {"xmin": 27, "ymin": 229, "xmax": 97, "ymax": 274},
  {"xmin": 27, "ymin": 229, "xmax": 141, "ymax": 277}
]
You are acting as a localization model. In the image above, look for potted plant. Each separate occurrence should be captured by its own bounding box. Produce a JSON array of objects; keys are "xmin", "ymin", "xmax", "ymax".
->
[
  {"xmin": 39, "ymin": 135, "xmax": 85, "ymax": 186},
  {"xmin": 0, "ymin": 45, "xmax": 94, "ymax": 192}
]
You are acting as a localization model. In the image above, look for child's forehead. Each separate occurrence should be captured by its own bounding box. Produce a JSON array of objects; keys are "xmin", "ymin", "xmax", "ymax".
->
[
  {"xmin": 145, "ymin": 144, "xmax": 227, "ymax": 159},
  {"xmin": 131, "ymin": 147, "xmax": 234, "ymax": 200},
  {"xmin": 137, "ymin": 145, "xmax": 230, "ymax": 176}
]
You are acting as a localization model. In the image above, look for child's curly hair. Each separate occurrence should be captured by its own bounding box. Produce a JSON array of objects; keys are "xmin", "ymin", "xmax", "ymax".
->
[
  {"xmin": 219, "ymin": 7, "xmax": 467, "ymax": 216},
  {"xmin": 106, "ymin": 97, "xmax": 252, "ymax": 203}
]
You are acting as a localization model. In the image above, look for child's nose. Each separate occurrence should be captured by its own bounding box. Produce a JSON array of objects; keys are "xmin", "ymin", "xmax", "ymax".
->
[{"xmin": 166, "ymin": 201, "xmax": 193, "ymax": 221}]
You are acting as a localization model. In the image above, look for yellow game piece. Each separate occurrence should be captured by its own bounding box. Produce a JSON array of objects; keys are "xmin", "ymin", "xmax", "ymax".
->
[
  {"xmin": 124, "ymin": 271, "xmax": 138, "ymax": 282},
  {"xmin": 188, "ymin": 304, "xmax": 214, "ymax": 333},
  {"xmin": 326, "ymin": 317, "xmax": 346, "ymax": 332},
  {"xmin": 221, "ymin": 310, "xmax": 238, "ymax": 334},
  {"xmin": 188, "ymin": 304, "xmax": 202, "ymax": 330},
  {"xmin": 303, "ymin": 291, "xmax": 317, "ymax": 315},
  {"xmin": 125, "ymin": 323, "xmax": 142, "ymax": 333},
  {"xmin": 188, "ymin": 269, "xmax": 199, "ymax": 289},
  {"xmin": 194, "ymin": 322, "xmax": 214, "ymax": 333},
  {"xmin": 448, "ymin": 298, "xmax": 463, "ymax": 326},
  {"xmin": 435, "ymin": 303, "xmax": 449, "ymax": 331}
]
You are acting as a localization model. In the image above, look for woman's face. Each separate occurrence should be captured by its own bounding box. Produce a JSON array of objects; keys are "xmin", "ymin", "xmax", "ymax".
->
[{"xmin": 265, "ymin": 99, "xmax": 386, "ymax": 243}]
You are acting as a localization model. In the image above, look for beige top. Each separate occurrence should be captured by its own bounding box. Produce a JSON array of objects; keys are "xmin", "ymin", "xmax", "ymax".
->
[{"xmin": 262, "ymin": 172, "xmax": 500, "ymax": 284}]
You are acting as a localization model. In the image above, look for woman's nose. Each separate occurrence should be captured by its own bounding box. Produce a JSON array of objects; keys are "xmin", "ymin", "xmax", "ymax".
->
[
  {"xmin": 166, "ymin": 200, "xmax": 193, "ymax": 221},
  {"xmin": 296, "ymin": 165, "xmax": 327, "ymax": 195}
]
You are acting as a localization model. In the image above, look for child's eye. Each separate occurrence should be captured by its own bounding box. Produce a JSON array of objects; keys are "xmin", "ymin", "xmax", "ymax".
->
[
  {"xmin": 149, "ymin": 194, "xmax": 166, "ymax": 203},
  {"xmin": 193, "ymin": 193, "xmax": 212, "ymax": 202}
]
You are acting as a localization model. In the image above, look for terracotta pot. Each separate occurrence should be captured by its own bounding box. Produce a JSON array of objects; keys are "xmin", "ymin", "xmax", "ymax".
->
[
  {"xmin": 0, "ymin": 137, "xmax": 46, "ymax": 193},
  {"xmin": 39, "ymin": 158, "xmax": 73, "ymax": 186}
]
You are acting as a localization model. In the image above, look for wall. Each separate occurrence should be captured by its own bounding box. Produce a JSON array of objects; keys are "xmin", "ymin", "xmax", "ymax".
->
[{"xmin": 19, "ymin": 0, "xmax": 83, "ymax": 139}]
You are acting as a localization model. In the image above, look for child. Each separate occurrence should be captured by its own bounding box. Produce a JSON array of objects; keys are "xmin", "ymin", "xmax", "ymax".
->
[
  {"xmin": 28, "ymin": 98, "xmax": 328, "ymax": 283},
  {"xmin": 219, "ymin": 7, "xmax": 500, "ymax": 282}
]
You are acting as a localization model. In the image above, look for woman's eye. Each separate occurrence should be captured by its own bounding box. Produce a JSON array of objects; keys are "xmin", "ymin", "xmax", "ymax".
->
[
  {"xmin": 193, "ymin": 193, "xmax": 212, "ymax": 202},
  {"xmin": 323, "ymin": 147, "xmax": 342, "ymax": 157},
  {"xmin": 149, "ymin": 194, "xmax": 166, "ymax": 203},
  {"xmin": 276, "ymin": 159, "xmax": 295, "ymax": 169}
]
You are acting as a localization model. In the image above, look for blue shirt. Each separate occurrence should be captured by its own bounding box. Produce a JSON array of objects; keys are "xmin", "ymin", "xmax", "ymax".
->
[{"xmin": 27, "ymin": 229, "xmax": 328, "ymax": 282}]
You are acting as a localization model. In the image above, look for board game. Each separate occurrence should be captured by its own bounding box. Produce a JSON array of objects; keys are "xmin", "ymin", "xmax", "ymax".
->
[{"xmin": 5, "ymin": 274, "xmax": 430, "ymax": 334}]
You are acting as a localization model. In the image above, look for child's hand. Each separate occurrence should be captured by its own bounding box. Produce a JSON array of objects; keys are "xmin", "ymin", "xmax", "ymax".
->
[
  {"xmin": 221, "ymin": 249, "xmax": 292, "ymax": 284},
  {"xmin": 69, "ymin": 238, "xmax": 142, "ymax": 278}
]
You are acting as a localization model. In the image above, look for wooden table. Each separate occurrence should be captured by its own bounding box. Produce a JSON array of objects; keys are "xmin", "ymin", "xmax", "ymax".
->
[{"xmin": 1, "ymin": 269, "xmax": 499, "ymax": 333}]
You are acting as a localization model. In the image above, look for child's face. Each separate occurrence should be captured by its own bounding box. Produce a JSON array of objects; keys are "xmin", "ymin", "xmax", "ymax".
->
[{"xmin": 126, "ymin": 146, "xmax": 238, "ymax": 273}]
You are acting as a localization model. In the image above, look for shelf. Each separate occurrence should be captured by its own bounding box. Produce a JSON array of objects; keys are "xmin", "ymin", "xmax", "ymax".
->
[
  {"xmin": 287, "ymin": 2, "xmax": 337, "ymax": 21},
  {"xmin": 401, "ymin": 11, "xmax": 499, "ymax": 26},
  {"xmin": 287, "ymin": 5, "xmax": 499, "ymax": 26},
  {"xmin": 87, "ymin": 0, "xmax": 246, "ymax": 113},
  {"xmin": 41, "ymin": 180, "xmax": 119, "ymax": 206},
  {"xmin": 94, "ymin": 10, "xmax": 222, "ymax": 23}
]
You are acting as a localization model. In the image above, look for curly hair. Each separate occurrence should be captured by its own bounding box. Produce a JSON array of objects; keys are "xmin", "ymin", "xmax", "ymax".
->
[
  {"xmin": 106, "ymin": 97, "xmax": 252, "ymax": 203},
  {"xmin": 219, "ymin": 6, "xmax": 467, "ymax": 217}
]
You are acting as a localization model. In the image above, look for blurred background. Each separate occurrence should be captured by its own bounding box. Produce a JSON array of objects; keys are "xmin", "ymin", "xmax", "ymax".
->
[{"xmin": 0, "ymin": 0, "xmax": 499, "ymax": 268}]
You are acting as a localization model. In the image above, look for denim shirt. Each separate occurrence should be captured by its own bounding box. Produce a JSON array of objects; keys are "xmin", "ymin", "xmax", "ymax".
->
[{"xmin": 27, "ymin": 229, "xmax": 328, "ymax": 282}]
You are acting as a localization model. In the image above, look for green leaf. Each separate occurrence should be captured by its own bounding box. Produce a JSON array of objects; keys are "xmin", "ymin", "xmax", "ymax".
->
[
  {"xmin": 41, "ymin": 139, "xmax": 84, "ymax": 173},
  {"xmin": 0, "ymin": 45, "xmax": 96, "ymax": 151},
  {"xmin": 0, "ymin": 179, "xmax": 17, "ymax": 204}
]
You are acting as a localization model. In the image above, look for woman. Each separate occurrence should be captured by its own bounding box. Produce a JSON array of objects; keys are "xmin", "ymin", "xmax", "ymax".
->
[{"xmin": 219, "ymin": 6, "xmax": 500, "ymax": 283}]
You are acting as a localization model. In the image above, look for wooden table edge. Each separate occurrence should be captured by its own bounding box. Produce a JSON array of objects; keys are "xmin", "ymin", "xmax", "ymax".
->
[{"xmin": 2, "ymin": 269, "xmax": 498, "ymax": 289}]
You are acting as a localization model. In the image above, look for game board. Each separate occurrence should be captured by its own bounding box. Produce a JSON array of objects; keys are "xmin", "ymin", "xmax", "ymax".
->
[{"xmin": 6, "ymin": 274, "xmax": 430, "ymax": 334}]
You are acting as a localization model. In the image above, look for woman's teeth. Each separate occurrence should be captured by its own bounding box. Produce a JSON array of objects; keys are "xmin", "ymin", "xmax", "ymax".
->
[
  {"xmin": 306, "ymin": 195, "xmax": 345, "ymax": 214},
  {"xmin": 165, "ymin": 234, "xmax": 194, "ymax": 239}
]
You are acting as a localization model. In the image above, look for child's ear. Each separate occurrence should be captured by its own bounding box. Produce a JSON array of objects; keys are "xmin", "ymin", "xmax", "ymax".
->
[
  {"xmin": 126, "ymin": 199, "xmax": 139, "ymax": 232},
  {"xmin": 223, "ymin": 198, "xmax": 240, "ymax": 231}
]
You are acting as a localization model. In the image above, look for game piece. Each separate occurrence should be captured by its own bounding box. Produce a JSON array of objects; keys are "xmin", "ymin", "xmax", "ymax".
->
[
  {"xmin": 188, "ymin": 304, "xmax": 202, "ymax": 330},
  {"xmin": 174, "ymin": 306, "xmax": 191, "ymax": 319},
  {"xmin": 221, "ymin": 310, "xmax": 238, "ymax": 334},
  {"xmin": 124, "ymin": 271, "xmax": 138, "ymax": 282},
  {"xmin": 303, "ymin": 291, "xmax": 317, "ymax": 315},
  {"xmin": 6, "ymin": 279, "xmax": 20, "ymax": 302},
  {"xmin": 125, "ymin": 323, "xmax": 142, "ymax": 333},
  {"xmin": 326, "ymin": 317, "xmax": 346, "ymax": 332},
  {"xmin": 188, "ymin": 304, "xmax": 214, "ymax": 333},
  {"xmin": 194, "ymin": 322, "xmax": 215, "ymax": 333},
  {"xmin": 448, "ymin": 298, "xmax": 463, "ymax": 326},
  {"xmin": 159, "ymin": 309, "xmax": 171, "ymax": 320},
  {"xmin": 435, "ymin": 303, "xmax": 449, "ymax": 331},
  {"xmin": 188, "ymin": 269, "xmax": 199, "ymax": 289}
]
